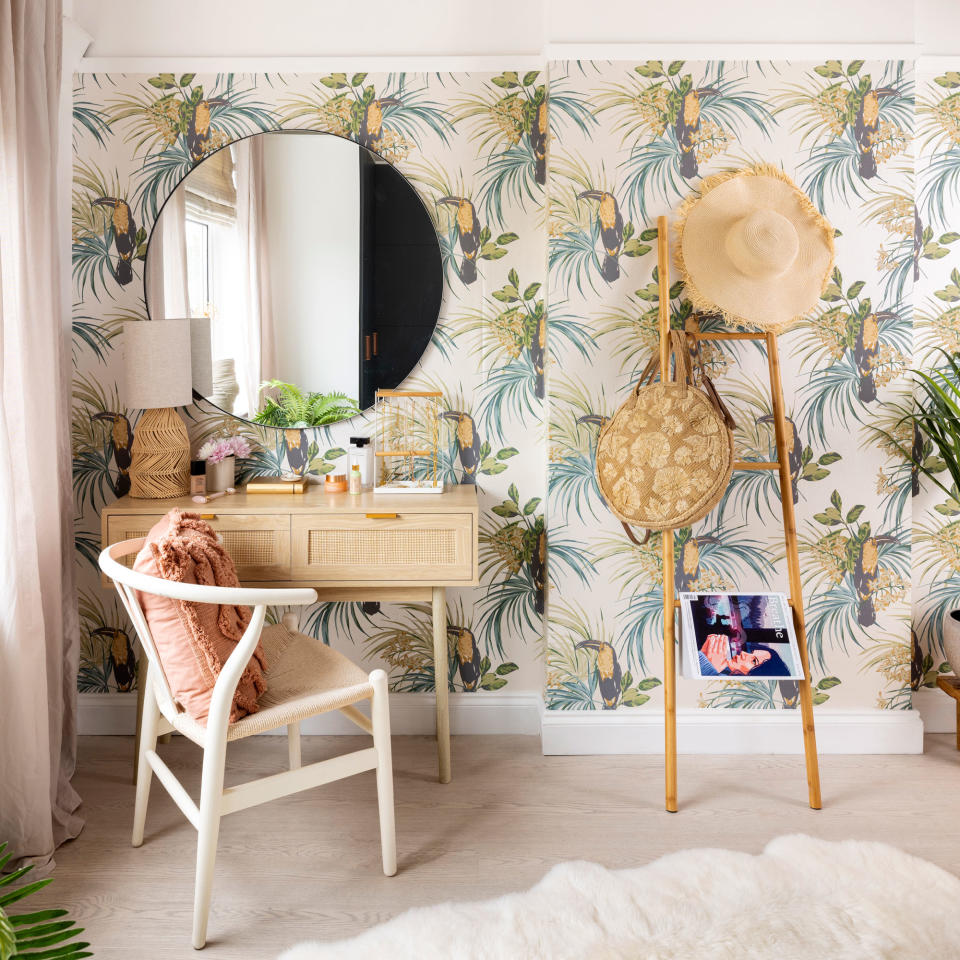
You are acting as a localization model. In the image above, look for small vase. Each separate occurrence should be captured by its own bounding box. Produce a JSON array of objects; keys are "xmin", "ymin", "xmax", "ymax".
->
[
  {"xmin": 943, "ymin": 611, "xmax": 960, "ymax": 676},
  {"xmin": 206, "ymin": 456, "xmax": 235, "ymax": 493}
]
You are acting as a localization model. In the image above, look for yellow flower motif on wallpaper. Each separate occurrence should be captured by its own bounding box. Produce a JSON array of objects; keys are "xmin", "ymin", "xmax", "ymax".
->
[{"xmin": 861, "ymin": 635, "xmax": 913, "ymax": 710}]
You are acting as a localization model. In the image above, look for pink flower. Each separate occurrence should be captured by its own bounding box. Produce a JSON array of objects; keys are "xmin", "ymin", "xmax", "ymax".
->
[{"xmin": 197, "ymin": 434, "xmax": 254, "ymax": 464}]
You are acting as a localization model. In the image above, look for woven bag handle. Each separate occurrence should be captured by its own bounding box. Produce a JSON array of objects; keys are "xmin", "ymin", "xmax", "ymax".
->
[{"xmin": 633, "ymin": 330, "xmax": 693, "ymax": 398}]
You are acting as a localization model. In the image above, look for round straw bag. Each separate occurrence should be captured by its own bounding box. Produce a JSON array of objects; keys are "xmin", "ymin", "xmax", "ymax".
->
[{"xmin": 595, "ymin": 330, "xmax": 735, "ymax": 535}]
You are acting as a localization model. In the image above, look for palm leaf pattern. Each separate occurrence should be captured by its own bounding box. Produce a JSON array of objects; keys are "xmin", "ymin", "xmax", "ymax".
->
[
  {"xmin": 774, "ymin": 60, "xmax": 913, "ymax": 209},
  {"xmin": 596, "ymin": 60, "xmax": 773, "ymax": 222},
  {"xmin": 70, "ymin": 61, "xmax": 931, "ymax": 713}
]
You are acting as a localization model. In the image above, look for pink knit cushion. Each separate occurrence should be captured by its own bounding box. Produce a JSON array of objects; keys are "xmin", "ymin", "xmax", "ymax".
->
[{"xmin": 133, "ymin": 510, "xmax": 267, "ymax": 725}]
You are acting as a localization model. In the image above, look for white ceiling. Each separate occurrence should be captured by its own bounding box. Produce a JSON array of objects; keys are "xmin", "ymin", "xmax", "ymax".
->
[{"xmin": 68, "ymin": 0, "xmax": 957, "ymax": 59}]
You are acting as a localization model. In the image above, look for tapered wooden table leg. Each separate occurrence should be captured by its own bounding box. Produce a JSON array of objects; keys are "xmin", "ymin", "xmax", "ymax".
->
[
  {"xmin": 432, "ymin": 586, "xmax": 451, "ymax": 783},
  {"xmin": 767, "ymin": 332, "xmax": 822, "ymax": 810}
]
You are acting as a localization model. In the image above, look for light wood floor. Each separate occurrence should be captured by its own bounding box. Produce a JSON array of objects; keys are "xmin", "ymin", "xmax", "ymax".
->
[{"xmin": 32, "ymin": 734, "xmax": 960, "ymax": 959}]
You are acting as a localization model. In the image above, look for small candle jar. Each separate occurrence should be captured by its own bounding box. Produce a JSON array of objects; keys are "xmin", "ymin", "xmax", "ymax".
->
[{"xmin": 324, "ymin": 473, "xmax": 347, "ymax": 494}]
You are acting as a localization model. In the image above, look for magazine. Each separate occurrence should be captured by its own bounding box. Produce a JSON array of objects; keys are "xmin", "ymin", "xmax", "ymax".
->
[{"xmin": 679, "ymin": 592, "xmax": 804, "ymax": 680}]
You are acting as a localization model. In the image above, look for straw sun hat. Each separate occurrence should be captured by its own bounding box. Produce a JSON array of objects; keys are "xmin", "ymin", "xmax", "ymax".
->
[{"xmin": 675, "ymin": 164, "xmax": 835, "ymax": 334}]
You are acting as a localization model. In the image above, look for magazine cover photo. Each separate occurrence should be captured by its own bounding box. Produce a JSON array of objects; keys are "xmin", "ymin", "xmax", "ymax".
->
[{"xmin": 680, "ymin": 593, "xmax": 803, "ymax": 680}]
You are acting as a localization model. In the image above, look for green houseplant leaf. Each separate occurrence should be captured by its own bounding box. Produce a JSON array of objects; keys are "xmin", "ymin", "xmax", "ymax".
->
[
  {"xmin": 252, "ymin": 380, "xmax": 360, "ymax": 428},
  {"xmin": 0, "ymin": 843, "xmax": 91, "ymax": 960}
]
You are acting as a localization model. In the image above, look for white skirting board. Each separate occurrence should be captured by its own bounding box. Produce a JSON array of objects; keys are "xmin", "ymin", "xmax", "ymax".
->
[
  {"xmin": 78, "ymin": 691, "xmax": 543, "ymax": 737},
  {"xmin": 80, "ymin": 692, "xmax": 925, "ymax": 752},
  {"xmin": 912, "ymin": 686, "xmax": 957, "ymax": 734},
  {"xmin": 541, "ymin": 707, "xmax": 925, "ymax": 755}
]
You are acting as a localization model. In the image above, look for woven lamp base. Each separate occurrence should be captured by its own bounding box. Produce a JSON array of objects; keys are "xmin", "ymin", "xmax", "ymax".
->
[{"xmin": 129, "ymin": 407, "xmax": 190, "ymax": 498}]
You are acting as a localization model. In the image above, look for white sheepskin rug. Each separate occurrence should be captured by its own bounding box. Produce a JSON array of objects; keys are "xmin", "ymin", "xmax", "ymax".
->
[{"xmin": 278, "ymin": 835, "xmax": 960, "ymax": 960}]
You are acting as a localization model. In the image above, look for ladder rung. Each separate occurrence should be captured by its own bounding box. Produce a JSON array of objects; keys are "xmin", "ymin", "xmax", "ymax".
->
[
  {"xmin": 690, "ymin": 332, "xmax": 767, "ymax": 341},
  {"xmin": 733, "ymin": 460, "xmax": 780, "ymax": 470}
]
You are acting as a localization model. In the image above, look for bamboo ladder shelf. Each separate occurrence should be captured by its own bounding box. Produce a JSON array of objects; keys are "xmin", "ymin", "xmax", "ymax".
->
[{"xmin": 654, "ymin": 215, "xmax": 822, "ymax": 812}]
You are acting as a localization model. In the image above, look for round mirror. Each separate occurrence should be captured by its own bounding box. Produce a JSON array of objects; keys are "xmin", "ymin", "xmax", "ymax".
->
[{"xmin": 145, "ymin": 130, "xmax": 443, "ymax": 427}]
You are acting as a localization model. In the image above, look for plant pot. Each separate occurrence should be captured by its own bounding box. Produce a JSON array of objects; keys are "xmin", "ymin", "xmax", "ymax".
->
[
  {"xmin": 206, "ymin": 456, "xmax": 235, "ymax": 494},
  {"xmin": 943, "ymin": 610, "xmax": 960, "ymax": 676}
]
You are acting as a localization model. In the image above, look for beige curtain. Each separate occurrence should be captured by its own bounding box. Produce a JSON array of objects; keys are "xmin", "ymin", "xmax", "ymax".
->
[
  {"xmin": 0, "ymin": 0, "xmax": 84, "ymax": 863},
  {"xmin": 232, "ymin": 136, "xmax": 275, "ymax": 416},
  {"xmin": 146, "ymin": 186, "xmax": 189, "ymax": 319}
]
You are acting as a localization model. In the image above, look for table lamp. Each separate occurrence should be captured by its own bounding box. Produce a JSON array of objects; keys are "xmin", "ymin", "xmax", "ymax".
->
[
  {"xmin": 190, "ymin": 316, "xmax": 213, "ymax": 398},
  {"xmin": 123, "ymin": 319, "xmax": 193, "ymax": 498}
]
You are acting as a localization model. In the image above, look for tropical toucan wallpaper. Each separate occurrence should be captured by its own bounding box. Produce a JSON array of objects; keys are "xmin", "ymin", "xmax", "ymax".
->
[{"xmin": 70, "ymin": 59, "xmax": 956, "ymax": 716}]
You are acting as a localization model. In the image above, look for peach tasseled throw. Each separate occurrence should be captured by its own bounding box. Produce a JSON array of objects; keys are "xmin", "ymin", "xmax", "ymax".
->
[{"xmin": 134, "ymin": 509, "xmax": 267, "ymax": 724}]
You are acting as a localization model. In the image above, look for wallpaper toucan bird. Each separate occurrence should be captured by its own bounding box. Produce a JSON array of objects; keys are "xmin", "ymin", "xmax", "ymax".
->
[
  {"xmin": 575, "ymin": 638, "xmax": 622, "ymax": 709},
  {"xmin": 855, "ymin": 534, "xmax": 896, "ymax": 627},
  {"xmin": 675, "ymin": 87, "xmax": 719, "ymax": 178},
  {"xmin": 757, "ymin": 413, "xmax": 803, "ymax": 504},
  {"xmin": 91, "ymin": 197, "xmax": 140, "ymax": 286},
  {"xmin": 577, "ymin": 190, "xmax": 623, "ymax": 282},
  {"xmin": 91, "ymin": 626, "xmax": 136, "ymax": 692},
  {"xmin": 359, "ymin": 97, "xmax": 401, "ymax": 152},
  {"xmin": 442, "ymin": 410, "xmax": 481, "ymax": 484},
  {"xmin": 91, "ymin": 411, "xmax": 133, "ymax": 498},
  {"xmin": 531, "ymin": 98, "xmax": 548, "ymax": 185},
  {"xmin": 854, "ymin": 312, "xmax": 898, "ymax": 402},
  {"xmin": 437, "ymin": 196, "xmax": 481, "ymax": 284},
  {"xmin": 186, "ymin": 97, "xmax": 228, "ymax": 162},
  {"xmin": 854, "ymin": 87, "xmax": 897, "ymax": 179},
  {"xmin": 448, "ymin": 625, "xmax": 481, "ymax": 691},
  {"xmin": 673, "ymin": 533, "xmax": 720, "ymax": 592},
  {"xmin": 530, "ymin": 311, "xmax": 546, "ymax": 400},
  {"xmin": 282, "ymin": 429, "xmax": 311, "ymax": 476}
]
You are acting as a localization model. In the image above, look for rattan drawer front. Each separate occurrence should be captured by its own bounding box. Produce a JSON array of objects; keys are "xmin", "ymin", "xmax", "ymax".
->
[
  {"xmin": 105, "ymin": 513, "xmax": 291, "ymax": 581},
  {"xmin": 291, "ymin": 513, "xmax": 474, "ymax": 583}
]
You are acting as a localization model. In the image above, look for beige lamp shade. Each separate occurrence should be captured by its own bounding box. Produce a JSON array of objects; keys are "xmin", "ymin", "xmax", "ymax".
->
[
  {"xmin": 122, "ymin": 319, "xmax": 193, "ymax": 409},
  {"xmin": 190, "ymin": 316, "xmax": 214, "ymax": 397}
]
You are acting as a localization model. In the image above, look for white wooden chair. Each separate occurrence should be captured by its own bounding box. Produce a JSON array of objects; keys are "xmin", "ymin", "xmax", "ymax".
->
[{"xmin": 99, "ymin": 538, "xmax": 397, "ymax": 949}]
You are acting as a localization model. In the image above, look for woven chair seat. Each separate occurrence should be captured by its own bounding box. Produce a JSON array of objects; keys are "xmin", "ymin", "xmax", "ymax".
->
[{"xmin": 166, "ymin": 624, "xmax": 373, "ymax": 744}]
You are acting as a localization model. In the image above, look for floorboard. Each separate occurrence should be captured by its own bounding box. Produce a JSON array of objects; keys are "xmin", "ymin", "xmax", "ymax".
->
[{"xmin": 27, "ymin": 733, "xmax": 960, "ymax": 959}]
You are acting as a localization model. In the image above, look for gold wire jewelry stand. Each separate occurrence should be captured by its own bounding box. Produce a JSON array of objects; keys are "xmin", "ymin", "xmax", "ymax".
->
[
  {"xmin": 654, "ymin": 215, "xmax": 821, "ymax": 812},
  {"xmin": 373, "ymin": 389, "xmax": 444, "ymax": 494}
]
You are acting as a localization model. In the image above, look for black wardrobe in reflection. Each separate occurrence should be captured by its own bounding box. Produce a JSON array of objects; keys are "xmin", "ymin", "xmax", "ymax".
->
[{"xmin": 357, "ymin": 150, "xmax": 442, "ymax": 411}]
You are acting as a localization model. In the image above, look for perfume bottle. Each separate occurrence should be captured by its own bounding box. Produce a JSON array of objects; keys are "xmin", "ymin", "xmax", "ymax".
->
[
  {"xmin": 348, "ymin": 436, "xmax": 373, "ymax": 487},
  {"xmin": 348, "ymin": 464, "xmax": 362, "ymax": 495},
  {"xmin": 190, "ymin": 460, "xmax": 207, "ymax": 497}
]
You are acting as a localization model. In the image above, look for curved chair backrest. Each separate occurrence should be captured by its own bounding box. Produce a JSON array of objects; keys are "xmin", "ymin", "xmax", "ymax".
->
[{"xmin": 99, "ymin": 539, "xmax": 317, "ymax": 722}]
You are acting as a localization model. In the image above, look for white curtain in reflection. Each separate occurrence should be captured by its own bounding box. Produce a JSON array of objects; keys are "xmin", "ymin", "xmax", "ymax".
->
[
  {"xmin": 146, "ymin": 185, "xmax": 189, "ymax": 319},
  {"xmin": 232, "ymin": 137, "xmax": 275, "ymax": 418}
]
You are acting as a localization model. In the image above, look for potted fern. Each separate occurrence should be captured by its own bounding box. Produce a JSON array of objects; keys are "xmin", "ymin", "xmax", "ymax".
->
[
  {"xmin": 0, "ymin": 842, "xmax": 90, "ymax": 959},
  {"xmin": 252, "ymin": 380, "xmax": 360, "ymax": 428},
  {"xmin": 885, "ymin": 349, "xmax": 960, "ymax": 675}
]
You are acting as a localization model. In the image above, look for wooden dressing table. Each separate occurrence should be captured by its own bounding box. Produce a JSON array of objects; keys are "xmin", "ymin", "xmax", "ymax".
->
[{"xmin": 100, "ymin": 483, "xmax": 479, "ymax": 782}]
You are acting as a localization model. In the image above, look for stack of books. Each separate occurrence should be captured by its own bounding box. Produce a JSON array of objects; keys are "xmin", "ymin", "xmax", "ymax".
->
[{"xmin": 245, "ymin": 476, "xmax": 307, "ymax": 495}]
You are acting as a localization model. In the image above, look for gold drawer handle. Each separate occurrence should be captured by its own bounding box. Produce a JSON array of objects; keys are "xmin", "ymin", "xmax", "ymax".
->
[
  {"xmin": 199, "ymin": 513, "xmax": 216, "ymax": 520},
  {"xmin": 365, "ymin": 512, "xmax": 398, "ymax": 519}
]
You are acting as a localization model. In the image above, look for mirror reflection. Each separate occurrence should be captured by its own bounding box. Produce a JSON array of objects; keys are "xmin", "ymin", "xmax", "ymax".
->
[{"xmin": 146, "ymin": 130, "xmax": 442, "ymax": 426}]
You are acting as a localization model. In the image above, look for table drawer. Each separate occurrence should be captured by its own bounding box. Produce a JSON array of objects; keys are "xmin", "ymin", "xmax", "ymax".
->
[
  {"xmin": 104, "ymin": 513, "xmax": 291, "ymax": 582},
  {"xmin": 291, "ymin": 512, "xmax": 475, "ymax": 584}
]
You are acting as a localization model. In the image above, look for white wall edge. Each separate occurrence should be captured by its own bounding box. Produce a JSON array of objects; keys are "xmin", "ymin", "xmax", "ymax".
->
[
  {"xmin": 82, "ymin": 694, "xmax": 925, "ymax": 753},
  {"xmin": 75, "ymin": 45, "xmax": 927, "ymax": 75},
  {"xmin": 541, "ymin": 707, "xmax": 925, "ymax": 755},
  {"xmin": 543, "ymin": 43, "xmax": 920, "ymax": 61},
  {"xmin": 78, "ymin": 690, "xmax": 543, "ymax": 737},
  {"xmin": 911, "ymin": 686, "xmax": 957, "ymax": 734},
  {"xmin": 75, "ymin": 55, "xmax": 545, "ymax": 74}
]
